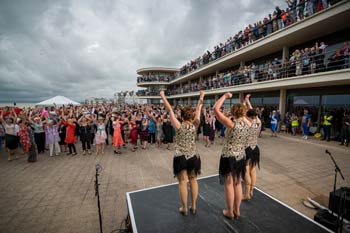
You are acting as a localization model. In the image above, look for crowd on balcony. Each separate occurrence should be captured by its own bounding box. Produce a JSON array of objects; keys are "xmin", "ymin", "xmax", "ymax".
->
[
  {"xmin": 136, "ymin": 89, "xmax": 167, "ymax": 97},
  {"xmin": 170, "ymin": 41, "xmax": 349, "ymax": 95},
  {"xmin": 137, "ymin": 74, "xmax": 174, "ymax": 83},
  {"xmin": 178, "ymin": 0, "xmax": 341, "ymax": 77}
]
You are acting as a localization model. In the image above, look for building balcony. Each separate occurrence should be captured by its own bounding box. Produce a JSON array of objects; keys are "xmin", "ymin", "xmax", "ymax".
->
[
  {"xmin": 167, "ymin": 68, "xmax": 350, "ymax": 99},
  {"xmin": 136, "ymin": 67, "xmax": 179, "ymax": 87},
  {"xmin": 169, "ymin": 0, "xmax": 350, "ymax": 85},
  {"xmin": 137, "ymin": 80, "xmax": 171, "ymax": 87}
]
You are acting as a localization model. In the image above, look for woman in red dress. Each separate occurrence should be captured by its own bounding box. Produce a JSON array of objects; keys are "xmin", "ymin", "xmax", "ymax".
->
[
  {"xmin": 129, "ymin": 120, "xmax": 138, "ymax": 152},
  {"xmin": 18, "ymin": 122, "xmax": 31, "ymax": 155},
  {"xmin": 61, "ymin": 118, "xmax": 77, "ymax": 155},
  {"xmin": 112, "ymin": 118, "xmax": 124, "ymax": 154}
]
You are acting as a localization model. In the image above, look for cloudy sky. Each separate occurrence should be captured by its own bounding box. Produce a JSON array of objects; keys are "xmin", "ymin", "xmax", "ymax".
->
[{"xmin": 0, "ymin": 0, "xmax": 286, "ymax": 103}]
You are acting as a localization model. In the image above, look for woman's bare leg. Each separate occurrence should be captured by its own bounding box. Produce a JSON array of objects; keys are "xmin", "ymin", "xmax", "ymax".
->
[
  {"xmin": 177, "ymin": 170, "xmax": 188, "ymax": 214},
  {"xmin": 244, "ymin": 163, "xmax": 251, "ymax": 200},
  {"xmin": 233, "ymin": 176, "xmax": 243, "ymax": 217},
  {"xmin": 223, "ymin": 175, "xmax": 234, "ymax": 218},
  {"xmin": 188, "ymin": 171, "xmax": 198, "ymax": 211}
]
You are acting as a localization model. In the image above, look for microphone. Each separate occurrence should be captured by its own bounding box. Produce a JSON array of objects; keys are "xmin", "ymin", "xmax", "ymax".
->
[
  {"xmin": 96, "ymin": 164, "xmax": 103, "ymax": 173},
  {"xmin": 325, "ymin": 149, "xmax": 331, "ymax": 155}
]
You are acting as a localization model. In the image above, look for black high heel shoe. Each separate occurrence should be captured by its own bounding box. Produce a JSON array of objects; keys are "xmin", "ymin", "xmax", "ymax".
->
[
  {"xmin": 222, "ymin": 210, "xmax": 234, "ymax": 220},
  {"xmin": 189, "ymin": 207, "xmax": 196, "ymax": 215},
  {"xmin": 233, "ymin": 210, "xmax": 240, "ymax": 220},
  {"xmin": 179, "ymin": 207, "xmax": 188, "ymax": 216}
]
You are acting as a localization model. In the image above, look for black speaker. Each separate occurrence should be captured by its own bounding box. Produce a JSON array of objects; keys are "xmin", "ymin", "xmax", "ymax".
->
[
  {"xmin": 314, "ymin": 209, "xmax": 339, "ymax": 232},
  {"xmin": 329, "ymin": 187, "xmax": 350, "ymax": 220}
]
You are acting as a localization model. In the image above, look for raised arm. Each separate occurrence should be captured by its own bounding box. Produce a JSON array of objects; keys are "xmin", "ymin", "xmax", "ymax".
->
[
  {"xmin": 194, "ymin": 90, "xmax": 205, "ymax": 128},
  {"xmin": 213, "ymin": 93, "xmax": 234, "ymax": 129},
  {"xmin": 160, "ymin": 91, "xmax": 181, "ymax": 130},
  {"xmin": 104, "ymin": 112, "xmax": 110, "ymax": 124},
  {"xmin": 12, "ymin": 108, "xmax": 18, "ymax": 120},
  {"xmin": 244, "ymin": 94, "xmax": 252, "ymax": 109},
  {"xmin": 28, "ymin": 110, "xmax": 34, "ymax": 124},
  {"xmin": 0, "ymin": 108, "xmax": 3, "ymax": 122},
  {"xmin": 44, "ymin": 115, "xmax": 49, "ymax": 125},
  {"xmin": 68, "ymin": 109, "xmax": 73, "ymax": 118},
  {"xmin": 78, "ymin": 114, "xmax": 84, "ymax": 123},
  {"xmin": 245, "ymin": 94, "xmax": 261, "ymax": 125}
]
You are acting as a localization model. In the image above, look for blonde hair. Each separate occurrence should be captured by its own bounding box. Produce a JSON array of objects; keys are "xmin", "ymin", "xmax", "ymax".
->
[{"xmin": 231, "ymin": 103, "xmax": 247, "ymax": 119}]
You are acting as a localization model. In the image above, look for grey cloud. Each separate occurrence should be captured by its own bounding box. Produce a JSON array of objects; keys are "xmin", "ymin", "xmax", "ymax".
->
[{"xmin": 0, "ymin": 0, "xmax": 286, "ymax": 103}]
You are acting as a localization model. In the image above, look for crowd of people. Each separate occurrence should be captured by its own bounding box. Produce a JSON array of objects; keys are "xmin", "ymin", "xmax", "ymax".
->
[
  {"xmin": 0, "ymin": 91, "xmax": 349, "ymax": 223},
  {"xmin": 177, "ymin": 0, "xmax": 339, "ymax": 77},
  {"xmin": 167, "ymin": 41, "xmax": 349, "ymax": 95},
  {"xmin": 0, "ymin": 104, "xmax": 179, "ymax": 161},
  {"xmin": 137, "ymin": 74, "xmax": 173, "ymax": 83},
  {"xmin": 1, "ymin": 99, "xmax": 348, "ymax": 164},
  {"xmin": 135, "ymin": 40, "xmax": 348, "ymax": 98},
  {"xmin": 136, "ymin": 89, "xmax": 161, "ymax": 97},
  {"xmin": 264, "ymin": 107, "xmax": 349, "ymax": 146}
]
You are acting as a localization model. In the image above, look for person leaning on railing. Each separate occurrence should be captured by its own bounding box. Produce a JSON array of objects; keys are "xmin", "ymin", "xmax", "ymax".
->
[{"xmin": 172, "ymin": 0, "xmax": 334, "ymax": 81}]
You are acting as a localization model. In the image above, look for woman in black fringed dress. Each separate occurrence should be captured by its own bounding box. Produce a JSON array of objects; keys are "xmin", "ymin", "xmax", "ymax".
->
[
  {"xmin": 160, "ymin": 90, "xmax": 205, "ymax": 216},
  {"xmin": 213, "ymin": 92, "xmax": 251, "ymax": 220},
  {"xmin": 243, "ymin": 94, "xmax": 262, "ymax": 201}
]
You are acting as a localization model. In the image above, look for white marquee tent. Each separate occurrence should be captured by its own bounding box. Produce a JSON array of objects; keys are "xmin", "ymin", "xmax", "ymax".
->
[{"xmin": 35, "ymin": 95, "xmax": 80, "ymax": 106}]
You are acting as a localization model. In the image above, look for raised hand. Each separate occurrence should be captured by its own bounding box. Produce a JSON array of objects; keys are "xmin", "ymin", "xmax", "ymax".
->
[
  {"xmin": 160, "ymin": 90, "xmax": 165, "ymax": 97},
  {"xmin": 199, "ymin": 90, "xmax": 205, "ymax": 99},
  {"xmin": 224, "ymin": 92, "xmax": 233, "ymax": 99}
]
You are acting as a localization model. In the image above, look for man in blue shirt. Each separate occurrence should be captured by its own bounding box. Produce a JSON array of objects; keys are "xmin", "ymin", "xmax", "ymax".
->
[
  {"xmin": 270, "ymin": 110, "xmax": 278, "ymax": 137},
  {"xmin": 148, "ymin": 116, "xmax": 156, "ymax": 144},
  {"xmin": 302, "ymin": 109, "xmax": 311, "ymax": 140}
]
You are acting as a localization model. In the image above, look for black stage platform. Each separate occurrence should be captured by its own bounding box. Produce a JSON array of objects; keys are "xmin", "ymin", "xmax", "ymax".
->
[{"xmin": 126, "ymin": 175, "xmax": 332, "ymax": 233}]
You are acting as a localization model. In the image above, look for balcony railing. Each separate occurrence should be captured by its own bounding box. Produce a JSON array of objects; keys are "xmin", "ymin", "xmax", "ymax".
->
[
  {"xmin": 137, "ymin": 75, "xmax": 175, "ymax": 84},
  {"xmin": 136, "ymin": 48, "xmax": 349, "ymax": 97},
  {"xmin": 173, "ymin": 0, "xmax": 341, "ymax": 80},
  {"xmin": 166, "ymin": 47, "xmax": 349, "ymax": 95}
]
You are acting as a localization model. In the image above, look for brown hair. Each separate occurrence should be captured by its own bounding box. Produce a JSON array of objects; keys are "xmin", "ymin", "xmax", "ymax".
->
[
  {"xmin": 231, "ymin": 103, "xmax": 247, "ymax": 119},
  {"xmin": 181, "ymin": 106, "xmax": 194, "ymax": 121}
]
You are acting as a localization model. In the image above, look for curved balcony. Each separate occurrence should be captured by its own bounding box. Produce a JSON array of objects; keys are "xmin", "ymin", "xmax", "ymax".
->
[
  {"xmin": 136, "ymin": 77, "xmax": 171, "ymax": 87},
  {"xmin": 136, "ymin": 90, "xmax": 164, "ymax": 99},
  {"xmin": 167, "ymin": 69, "xmax": 350, "ymax": 99},
  {"xmin": 169, "ymin": 0, "xmax": 349, "ymax": 85},
  {"xmin": 136, "ymin": 67, "xmax": 178, "ymax": 87},
  {"xmin": 137, "ymin": 67, "xmax": 179, "ymax": 75}
]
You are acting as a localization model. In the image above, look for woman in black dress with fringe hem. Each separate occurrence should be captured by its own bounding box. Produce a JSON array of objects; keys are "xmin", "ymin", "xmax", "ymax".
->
[
  {"xmin": 160, "ymin": 90, "xmax": 205, "ymax": 216},
  {"xmin": 243, "ymin": 94, "xmax": 262, "ymax": 201},
  {"xmin": 213, "ymin": 92, "xmax": 251, "ymax": 220}
]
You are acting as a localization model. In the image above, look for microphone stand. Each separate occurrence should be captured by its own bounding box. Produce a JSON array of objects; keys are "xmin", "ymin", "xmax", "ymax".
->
[
  {"xmin": 326, "ymin": 150, "xmax": 345, "ymax": 232},
  {"xmin": 95, "ymin": 164, "xmax": 103, "ymax": 233}
]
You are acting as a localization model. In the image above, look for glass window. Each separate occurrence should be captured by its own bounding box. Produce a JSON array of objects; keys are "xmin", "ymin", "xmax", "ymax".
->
[
  {"xmin": 293, "ymin": 96, "xmax": 320, "ymax": 106},
  {"xmin": 322, "ymin": 94, "xmax": 350, "ymax": 108},
  {"xmin": 222, "ymin": 98, "xmax": 240, "ymax": 109},
  {"xmin": 192, "ymin": 99, "xmax": 198, "ymax": 107},
  {"xmin": 287, "ymin": 95, "xmax": 320, "ymax": 127},
  {"xmin": 250, "ymin": 97, "xmax": 263, "ymax": 105},
  {"xmin": 263, "ymin": 97, "xmax": 279, "ymax": 105}
]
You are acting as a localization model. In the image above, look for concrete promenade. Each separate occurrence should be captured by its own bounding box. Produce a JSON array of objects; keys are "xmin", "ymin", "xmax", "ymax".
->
[{"xmin": 0, "ymin": 132, "xmax": 349, "ymax": 233}]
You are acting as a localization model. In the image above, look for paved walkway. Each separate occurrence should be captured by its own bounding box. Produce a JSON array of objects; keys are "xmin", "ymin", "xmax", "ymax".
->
[{"xmin": 0, "ymin": 133, "xmax": 349, "ymax": 233}]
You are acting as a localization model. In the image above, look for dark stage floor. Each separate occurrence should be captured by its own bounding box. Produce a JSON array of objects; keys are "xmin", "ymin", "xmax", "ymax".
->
[{"xmin": 126, "ymin": 175, "xmax": 332, "ymax": 233}]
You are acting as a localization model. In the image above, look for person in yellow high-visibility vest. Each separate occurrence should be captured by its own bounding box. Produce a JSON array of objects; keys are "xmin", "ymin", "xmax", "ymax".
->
[
  {"xmin": 322, "ymin": 112, "xmax": 333, "ymax": 141},
  {"xmin": 290, "ymin": 113, "xmax": 299, "ymax": 136}
]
